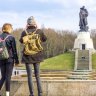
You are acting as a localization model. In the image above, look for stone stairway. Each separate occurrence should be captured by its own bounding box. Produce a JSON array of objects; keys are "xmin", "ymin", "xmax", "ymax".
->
[
  {"xmin": 20, "ymin": 71, "xmax": 69, "ymax": 80},
  {"xmin": 77, "ymin": 50, "xmax": 89, "ymax": 70},
  {"xmin": 68, "ymin": 50, "xmax": 92, "ymax": 80},
  {"xmin": 68, "ymin": 71, "xmax": 91, "ymax": 80}
]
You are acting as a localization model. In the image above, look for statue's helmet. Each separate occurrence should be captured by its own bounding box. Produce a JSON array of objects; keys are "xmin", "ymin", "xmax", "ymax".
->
[{"xmin": 82, "ymin": 6, "xmax": 85, "ymax": 9}]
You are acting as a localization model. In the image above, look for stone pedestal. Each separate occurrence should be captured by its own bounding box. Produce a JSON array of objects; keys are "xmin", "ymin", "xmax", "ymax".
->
[{"xmin": 74, "ymin": 32, "xmax": 94, "ymax": 51}]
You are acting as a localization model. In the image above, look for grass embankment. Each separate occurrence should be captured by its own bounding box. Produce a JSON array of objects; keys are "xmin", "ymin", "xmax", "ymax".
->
[
  {"xmin": 40, "ymin": 52, "xmax": 96, "ymax": 70},
  {"xmin": 40, "ymin": 52, "xmax": 75, "ymax": 70},
  {"xmin": 92, "ymin": 53, "xmax": 96, "ymax": 70},
  {"xmin": 19, "ymin": 52, "xmax": 75, "ymax": 71},
  {"xmin": 18, "ymin": 52, "xmax": 96, "ymax": 71}
]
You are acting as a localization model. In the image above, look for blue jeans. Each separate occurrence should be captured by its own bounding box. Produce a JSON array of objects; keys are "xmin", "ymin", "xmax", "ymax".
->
[
  {"xmin": 0, "ymin": 59, "xmax": 14, "ymax": 91},
  {"xmin": 25, "ymin": 63, "xmax": 42, "ymax": 96}
]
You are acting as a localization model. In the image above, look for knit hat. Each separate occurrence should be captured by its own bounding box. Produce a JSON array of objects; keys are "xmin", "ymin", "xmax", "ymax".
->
[{"xmin": 27, "ymin": 16, "xmax": 37, "ymax": 26}]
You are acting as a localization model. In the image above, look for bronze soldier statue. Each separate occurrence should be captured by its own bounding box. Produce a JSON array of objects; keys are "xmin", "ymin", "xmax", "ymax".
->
[{"xmin": 79, "ymin": 6, "xmax": 89, "ymax": 32}]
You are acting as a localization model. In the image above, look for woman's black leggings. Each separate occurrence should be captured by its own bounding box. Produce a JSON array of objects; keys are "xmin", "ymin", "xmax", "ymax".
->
[{"xmin": 0, "ymin": 59, "xmax": 14, "ymax": 91}]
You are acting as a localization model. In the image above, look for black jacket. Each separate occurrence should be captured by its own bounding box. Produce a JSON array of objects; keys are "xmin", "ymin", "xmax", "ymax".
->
[
  {"xmin": 0, "ymin": 32, "xmax": 19, "ymax": 64},
  {"xmin": 19, "ymin": 29, "xmax": 47, "ymax": 64}
]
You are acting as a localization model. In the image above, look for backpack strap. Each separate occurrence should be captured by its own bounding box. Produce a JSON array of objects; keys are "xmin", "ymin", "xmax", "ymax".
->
[
  {"xmin": 3, "ymin": 35, "xmax": 12, "ymax": 41},
  {"xmin": 25, "ymin": 29, "xmax": 37, "ymax": 35}
]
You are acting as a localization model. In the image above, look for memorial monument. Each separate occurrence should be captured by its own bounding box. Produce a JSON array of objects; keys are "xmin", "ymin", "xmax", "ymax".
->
[{"xmin": 74, "ymin": 6, "xmax": 94, "ymax": 51}]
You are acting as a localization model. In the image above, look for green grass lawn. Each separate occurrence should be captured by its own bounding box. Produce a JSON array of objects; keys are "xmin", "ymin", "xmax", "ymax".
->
[
  {"xmin": 18, "ymin": 52, "xmax": 75, "ymax": 70},
  {"xmin": 40, "ymin": 52, "xmax": 96, "ymax": 70},
  {"xmin": 40, "ymin": 52, "xmax": 75, "ymax": 70},
  {"xmin": 92, "ymin": 53, "xmax": 96, "ymax": 70},
  {"xmin": 18, "ymin": 52, "xmax": 96, "ymax": 71}
]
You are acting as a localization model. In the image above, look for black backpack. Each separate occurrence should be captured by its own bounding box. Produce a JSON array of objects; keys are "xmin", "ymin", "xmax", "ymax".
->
[{"xmin": 0, "ymin": 35, "xmax": 11, "ymax": 60}]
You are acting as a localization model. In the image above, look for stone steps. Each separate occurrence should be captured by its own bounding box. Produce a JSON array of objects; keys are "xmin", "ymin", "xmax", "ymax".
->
[
  {"xmin": 40, "ymin": 77, "xmax": 67, "ymax": 80},
  {"xmin": 68, "ymin": 71, "xmax": 91, "ymax": 80},
  {"xmin": 68, "ymin": 75, "xmax": 90, "ymax": 80},
  {"xmin": 77, "ymin": 67, "xmax": 89, "ymax": 70},
  {"xmin": 76, "ymin": 50, "xmax": 90, "ymax": 71},
  {"xmin": 12, "ymin": 75, "xmax": 68, "ymax": 81},
  {"xmin": 40, "ymin": 74, "xmax": 68, "ymax": 77},
  {"xmin": 20, "ymin": 73, "xmax": 69, "ymax": 78},
  {"xmin": 11, "ymin": 71, "xmax": 96, "ymax": 81},
  {"xmin": 70, "ymin": 71, "xmax": 91, "ymax": 75}
]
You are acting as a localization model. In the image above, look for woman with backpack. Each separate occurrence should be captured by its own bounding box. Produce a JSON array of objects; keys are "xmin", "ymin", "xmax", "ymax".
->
[
  {"xmin": 19, "ymin": 16, "xmax": 47, "ymax": 96},
  {"xmin": 0, "ymin": 23, "xmax": 19, "ymax": 96}
]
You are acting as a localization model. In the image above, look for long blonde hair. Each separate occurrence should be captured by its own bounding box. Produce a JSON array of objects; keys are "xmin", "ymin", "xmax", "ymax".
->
[{"xmin": 2, "ymin": 23, "xmax": 13, "ymax": 33}]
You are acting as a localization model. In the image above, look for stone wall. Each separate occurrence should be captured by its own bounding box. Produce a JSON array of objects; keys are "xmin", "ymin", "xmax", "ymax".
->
[{"xmin": 1, "ymin": 80, "xmax": 96, "ymax": 96}]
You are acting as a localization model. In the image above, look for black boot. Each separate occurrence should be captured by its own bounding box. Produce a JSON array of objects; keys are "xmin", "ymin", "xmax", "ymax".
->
[{"xmin": 38, "ymin": 92, "xmax": 42, "ymax": 96}]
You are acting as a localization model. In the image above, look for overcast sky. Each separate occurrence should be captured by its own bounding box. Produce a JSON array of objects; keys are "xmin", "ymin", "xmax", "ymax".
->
[{"xmin": 0, "ymin": 0, "xmax": 96, "ymax": 32}]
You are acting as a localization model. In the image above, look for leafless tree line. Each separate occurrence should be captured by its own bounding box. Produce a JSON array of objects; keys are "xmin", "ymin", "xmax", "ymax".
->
[{"xmin": 11, "ymin": 28, "xmax": 96, "ymax": 61}]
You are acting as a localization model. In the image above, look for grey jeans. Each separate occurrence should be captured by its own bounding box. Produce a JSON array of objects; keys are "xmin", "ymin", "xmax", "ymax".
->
[{"xmin": 25, "ymin": 63, "xmax": 42, "ymax": 96}]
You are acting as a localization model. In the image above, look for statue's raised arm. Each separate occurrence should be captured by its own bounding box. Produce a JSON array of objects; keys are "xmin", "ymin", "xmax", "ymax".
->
[{"xmin": 79, "ymin": 6, "xmax": 89, "ymax": 32}]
